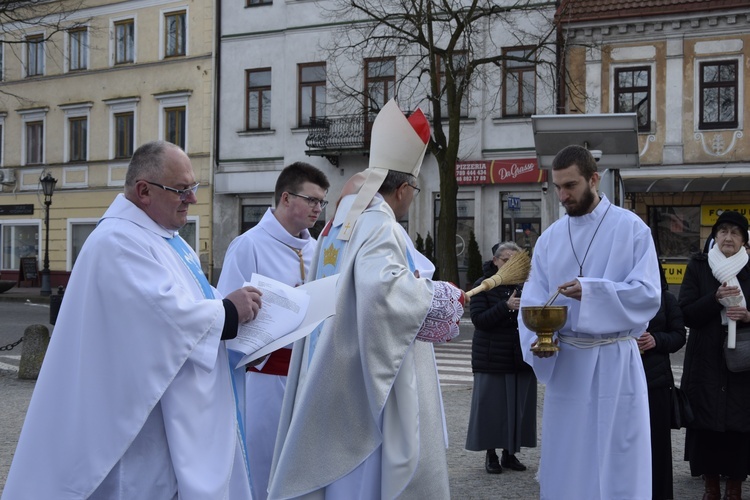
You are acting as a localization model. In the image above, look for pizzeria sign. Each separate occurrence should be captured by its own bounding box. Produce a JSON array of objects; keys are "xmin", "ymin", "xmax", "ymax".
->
[{"xmin": 456, "ymin": 158, "xmax": 546, "ymax": 185}]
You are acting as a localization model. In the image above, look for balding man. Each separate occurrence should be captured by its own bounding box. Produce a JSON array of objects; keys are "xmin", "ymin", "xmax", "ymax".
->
[{"xmin": 3, "ymin": 141, "xmax": 262, "ymax": 500}]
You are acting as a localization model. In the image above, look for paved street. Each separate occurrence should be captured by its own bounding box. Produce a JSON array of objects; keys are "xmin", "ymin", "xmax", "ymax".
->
[{"xmin": 1, "ymin": 292, "xmax": 748, "ymax": 497}]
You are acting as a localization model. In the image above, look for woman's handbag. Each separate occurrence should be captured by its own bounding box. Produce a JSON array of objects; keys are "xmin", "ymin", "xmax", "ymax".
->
[
  {"xmin": 724, "ymin": 327, "xmax": 750, "ymax": 373},
  {"xmin": 670, "ymin": 386, "xmax": 694, "ymax": 430}
]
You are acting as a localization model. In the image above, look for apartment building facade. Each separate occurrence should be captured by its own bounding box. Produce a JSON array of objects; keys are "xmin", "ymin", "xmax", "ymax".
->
[
  {"xmin": 0, "ymin": 0, "xmax": 215, "ymax": 286},
  {"xmin": 558, "ymin": 0, "xmax": 750, "ymax": 285},
  {"xmin": 214, "ymin": 0, "xmax": 561, "ymax": 286}
]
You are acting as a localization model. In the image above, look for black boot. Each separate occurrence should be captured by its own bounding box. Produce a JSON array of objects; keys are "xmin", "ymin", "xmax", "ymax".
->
[
  {"xmin": 485, "ymin": 449, "xmax": 503, "ymax": 474},
  {"xmin": 501, "ymin": 449, "xmax": 527, "ymax": 471},
  {"xmin": 703, "ymin": 474, "xmax": 720, "ymax": 500},
  {"xmin": 724, "ymin": 478, "xmax": 742, "ymax": 500}
]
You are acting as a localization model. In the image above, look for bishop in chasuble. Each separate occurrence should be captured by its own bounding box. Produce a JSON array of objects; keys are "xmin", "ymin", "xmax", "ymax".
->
[{"xmin": 269, "ymin": 99, "xmax": 463, "ymax": 500}]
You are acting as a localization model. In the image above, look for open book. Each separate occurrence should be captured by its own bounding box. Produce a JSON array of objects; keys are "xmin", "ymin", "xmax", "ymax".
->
[{"xmin": 226, "ymin": 273, "xmax": 339, "ymax": 367}]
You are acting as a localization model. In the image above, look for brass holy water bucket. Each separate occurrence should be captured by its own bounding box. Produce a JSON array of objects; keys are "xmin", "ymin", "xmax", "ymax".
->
[{"xmin": 521, "ymin": 306, "xmax": 568, "ymax": 353}]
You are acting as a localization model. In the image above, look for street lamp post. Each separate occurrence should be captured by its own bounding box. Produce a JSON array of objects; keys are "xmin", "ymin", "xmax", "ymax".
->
[{"xmin": 39, "ymin": 173, "xmax": 57, "ymax": 297}]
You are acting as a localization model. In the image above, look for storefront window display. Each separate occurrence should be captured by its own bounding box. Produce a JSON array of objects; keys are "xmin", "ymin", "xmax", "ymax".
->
[
  {"xmin": 501, "ymin": 194, "xmax": 541, "ymax": 255},
  {"xmin": 648, "ymin": 206, "xmax": 701, "ymax": 259},
  {"xmin": 1, "ymin": 222, "xmax": 40, "ymax": 271}
]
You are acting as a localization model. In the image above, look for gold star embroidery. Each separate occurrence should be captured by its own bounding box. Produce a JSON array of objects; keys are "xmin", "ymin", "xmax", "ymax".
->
[{"xmin": 323, "ymin": 243, "xmax": 339, "ymax": 267}]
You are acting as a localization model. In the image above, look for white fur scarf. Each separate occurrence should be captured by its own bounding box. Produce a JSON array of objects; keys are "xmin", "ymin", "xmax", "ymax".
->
[{"xmin": 708, "ymin": 244, "xmax": 748, "ymax": 325}]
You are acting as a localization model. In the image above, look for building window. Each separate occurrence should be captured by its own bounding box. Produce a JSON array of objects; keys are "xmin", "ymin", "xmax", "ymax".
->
[
  {"xmin": 164, "ymin": 11, "xmax": 186, "ymax": 58},
  {"xmin": 242, "ymin": 205, "xmax": 270, "ymax": 233},
  {"xmin": 19, "ymin": 109, "xmax": 46, "ymax": 166},
  {"xmin": 365, "ymin": 57, "xmax": 396, "ymax": 119},
  {"xmin": 114, "ymin": 112, "xmax": 134, "ymax": 158},
  {"xmin": 105, "ymin": 97, "xmax": 138, "ymax": 160},
  {"xmin": 114, "ymin": 19, "xmax": 135, "ymax": 64},
  {"xmin": 61, "ymin": 103, "xmax": 92, "ymax": 163},
  {"xmin": 69, "ymin": 221, "xmax": 96, "ymax": 269},
  {"xmin": 156, "ymin": 91, "xmax": 190, "ymax": 151},
  {"xmin": 434, "ymin": 197, "xmax": 475, "ymax": 272},
  {"xmin": 501, "ymin": 194, "xmax": 542, "ymax": 255},
  {"xmin": 437, "ymin": 52, "xmax": 469, "ymax": 118},
  {"xmin": 503, "ymin": 47, "xmax": 536, "ymax": 117},
  {"xmin": 165, "ymin": 106, "xmax": 186, "ymax": 149},
  {"xmin": 69, "ymin": 116, "xmax": 88, "ymax": 162},
  {"xmin": 247, "ymin": 0, "xmax": 272, "ymax": 6},
  {"xmin": 246, "ymin": 68, "xmax": 271, "ymax": 130},
  {"xmin": 181, "ymin": 217, "xmax": 199, "ymax": 252},
  {"xmin": 700, "ymin": 60, "xmax": 738, "ymax": 130},
  {"xmin": 648, "ymin": 206, "xmax": 701, "ymax": 259},
  {"xmin": 298, "ymin": 63, "xmax": 326, "ymax": 127},
  {"xmin": 0, "ymin": 41, "xmax": 5, "ymax": 81},
  {"xmin": 68, "ymin": 28, "xmax": 88, "ymax": 71},
  {"xmin": 26, "ymin": 34, "xmax": 44, "ymax": 77},
  {"xmin": 614, "ymin": 66, "xmax": 650, "ymax": 132},
  {"xmin": 1, "ymin": 222, "xmax": 40, "ymax": 271},
  {"xmin": 25, "ymin": 121, "xmax": 43, "ymax": 165}
]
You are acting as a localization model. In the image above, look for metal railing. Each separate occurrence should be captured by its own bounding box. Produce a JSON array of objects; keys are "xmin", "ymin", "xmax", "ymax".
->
[{"xmin": 305, "ymin": 114, "xmax": 373, "ymax": 152}]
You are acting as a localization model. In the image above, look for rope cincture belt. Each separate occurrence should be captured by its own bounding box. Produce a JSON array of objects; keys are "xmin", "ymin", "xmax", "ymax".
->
[{"xmin": 558, "ymin": 334, "xmax": 635, "ymax": 349}]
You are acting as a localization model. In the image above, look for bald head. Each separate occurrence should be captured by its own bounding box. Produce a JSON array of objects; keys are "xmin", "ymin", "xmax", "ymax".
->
[
  {"xmin": 341, "ymin": 172, "xmax": 367, "ymax": 199},
  {"xmin": 331, "ymin": 171, "xmax": 367, "ymax": 217}
]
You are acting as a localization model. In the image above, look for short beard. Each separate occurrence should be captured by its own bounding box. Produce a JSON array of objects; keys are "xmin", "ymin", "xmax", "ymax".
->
[{"xmin": 564, "ymin": 188, "xmax": 595, "ymax": 217}]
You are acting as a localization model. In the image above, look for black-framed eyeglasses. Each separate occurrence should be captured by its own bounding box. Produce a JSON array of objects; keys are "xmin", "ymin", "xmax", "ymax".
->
[
  {"xmin": 141, "ymin": 180, "xmax": 200, "ymax": 202},
  {"xmin": 288, "ymin": 192, "xmax": 328, "ymax": 209},
  {"xmin": 405, "ymin": 183, "xmax": 421, "ymax": 196}
]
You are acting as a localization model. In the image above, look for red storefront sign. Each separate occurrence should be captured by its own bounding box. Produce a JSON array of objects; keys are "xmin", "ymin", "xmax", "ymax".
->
[{"xmin": 456, "ymin": 158, "xmax": 546, "ymax": 185}]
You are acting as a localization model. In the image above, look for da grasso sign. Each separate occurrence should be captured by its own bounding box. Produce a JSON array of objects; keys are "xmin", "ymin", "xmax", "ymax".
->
[{"xmin": 456, "ymin": 159, "xmax": 546, "ymax": 186}]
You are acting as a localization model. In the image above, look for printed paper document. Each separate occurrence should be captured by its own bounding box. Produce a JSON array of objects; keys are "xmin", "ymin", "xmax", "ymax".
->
[{"xmin": 227, "ymin": 273, "xmax": 339, "ymax": 367}]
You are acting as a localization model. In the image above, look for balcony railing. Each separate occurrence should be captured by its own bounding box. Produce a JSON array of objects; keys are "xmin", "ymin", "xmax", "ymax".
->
[{"xmin": 305, "ymin": 114, "xmax": 373, "ymax": 162}]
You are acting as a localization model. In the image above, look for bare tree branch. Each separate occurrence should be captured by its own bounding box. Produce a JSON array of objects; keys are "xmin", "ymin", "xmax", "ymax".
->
[
  {"xmin": 0, "ymin": 0, "xmax": 92, "ymax": 103},
  {"xmin": 316, "ymin": 0, "xmax": 595, "ymax": 282}
]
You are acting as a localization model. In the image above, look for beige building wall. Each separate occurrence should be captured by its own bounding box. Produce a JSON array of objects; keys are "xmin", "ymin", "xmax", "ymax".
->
[
  {"xmin": 681, "ymin": 35, "xmax": 750, "ymax": 162},
  {"xmin": 561, "ymin": 5, "xmax": 750, "ymax": 285},
  {"xmin": 0, "ymin": 0, "xmax": 215, "ymax": 285},
  {"xmin": 566, "ymin": 31, "xmax": 750, "ymax": 167}
]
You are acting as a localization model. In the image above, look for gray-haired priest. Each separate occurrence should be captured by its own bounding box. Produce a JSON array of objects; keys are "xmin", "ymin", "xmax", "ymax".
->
[{"xmin": 268, "ymin": 99, "xmax": 464, "ymax": 500}]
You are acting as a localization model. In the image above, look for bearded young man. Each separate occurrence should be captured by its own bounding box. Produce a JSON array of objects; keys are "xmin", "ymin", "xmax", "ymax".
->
[{"xmin": 518, "ymin": 144, "xmax": 662, "ymax": 500}]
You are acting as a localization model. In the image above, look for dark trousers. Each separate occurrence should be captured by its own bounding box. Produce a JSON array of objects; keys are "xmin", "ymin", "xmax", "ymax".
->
[{"xmin": 648, "ymin": 386, "xmax": 673, "ymax": 500}]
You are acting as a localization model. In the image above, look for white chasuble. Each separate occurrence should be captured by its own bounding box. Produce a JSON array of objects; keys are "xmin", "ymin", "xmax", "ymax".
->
[
  {"xmin": 2, "ymin": 194, "xmax": 250, "ymax": 500},
  {"xmin": 269, "ymin": 196, "xmax": 454, "ymax": 500}
]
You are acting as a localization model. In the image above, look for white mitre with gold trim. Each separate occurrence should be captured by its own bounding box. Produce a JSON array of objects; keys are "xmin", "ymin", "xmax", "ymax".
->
[{"xmin": 337, "ymin": 99, "xmax": 431, "ymax": 240}]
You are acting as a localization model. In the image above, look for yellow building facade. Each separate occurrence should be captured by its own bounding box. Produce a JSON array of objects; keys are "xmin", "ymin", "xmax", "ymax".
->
[{"xmin": 0, "ymin": 0, "xmax": 215, "ymax": 288}]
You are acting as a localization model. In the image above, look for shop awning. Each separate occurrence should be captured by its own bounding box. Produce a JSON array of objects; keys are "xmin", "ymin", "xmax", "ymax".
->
[
  {"xmin": 624, "ymin": 176, "xmax": 750, "ymax": 193},
  {"xmin": 621, "ymin": 165, "xmax": 750, "ymax": 193}
]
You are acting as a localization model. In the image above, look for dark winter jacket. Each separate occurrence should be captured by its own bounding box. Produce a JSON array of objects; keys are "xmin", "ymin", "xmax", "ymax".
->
[
  {"xmin": 469, "ymin": 260, "xmax": 531, "ymax": 374},
  {"xmin": 679, "ymin": 253, "xmax": 750, "ymax": 432},
  {"xmin": 641, "ymin": 290, "xmax": 686, "ymax": 389}
]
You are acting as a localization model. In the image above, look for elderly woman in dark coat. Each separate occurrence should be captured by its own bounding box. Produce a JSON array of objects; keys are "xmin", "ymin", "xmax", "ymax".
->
[
  {"xmin": 637, "ymin": 264, "xmax": 686, "ymax": 500},
  {"xmin": 465, "ymin": 241, "xmax": 536, "ymax": 474},
  {"xmin": 679, "ymin": 211, "xmax": 750, "ymax": 500}
]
